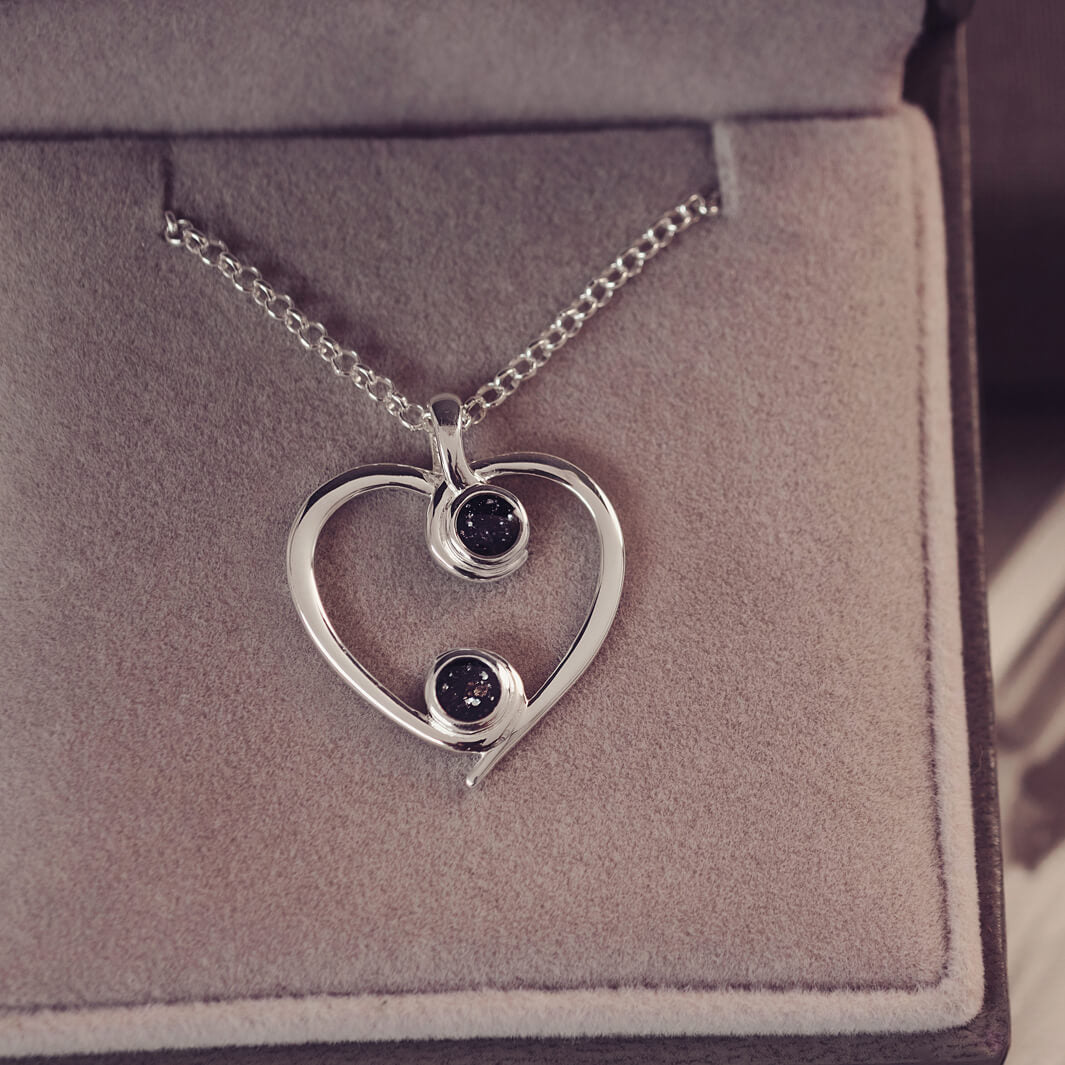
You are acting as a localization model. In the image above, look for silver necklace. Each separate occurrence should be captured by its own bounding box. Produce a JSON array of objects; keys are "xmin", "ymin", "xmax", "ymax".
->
[{"xmin": 164, "ymin": 191, "xmax": 719, "ymax": 788}]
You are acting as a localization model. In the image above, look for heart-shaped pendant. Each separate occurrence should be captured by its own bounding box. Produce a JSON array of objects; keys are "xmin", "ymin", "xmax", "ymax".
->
[{"xmin": 286, "ymin": 395, "xmax": 625, "ymax": 788}]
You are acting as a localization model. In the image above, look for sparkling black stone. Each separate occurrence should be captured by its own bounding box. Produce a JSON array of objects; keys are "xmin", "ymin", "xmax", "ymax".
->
[
  {"xmin": 434, "ymin": 657, "xmax": 502, "ymax": 723},
  {"xmin": 455, "ymin": 492, "xmax": 522, "ymax": 558}
]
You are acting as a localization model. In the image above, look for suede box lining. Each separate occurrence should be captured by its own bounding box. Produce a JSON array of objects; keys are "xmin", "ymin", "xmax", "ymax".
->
[
  {"xmin": 0, "ymin": 0, "xmax": 924, "ymax": 135},
  {"xmin": 0, "ymin": 106, "xmax": 982, "ymax": 1056}
]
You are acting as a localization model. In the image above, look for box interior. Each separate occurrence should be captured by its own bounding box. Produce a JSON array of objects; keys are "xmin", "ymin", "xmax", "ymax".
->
[{"xmin": 0, "ymin": 0, "xmax": 988, "ymax": 1058}]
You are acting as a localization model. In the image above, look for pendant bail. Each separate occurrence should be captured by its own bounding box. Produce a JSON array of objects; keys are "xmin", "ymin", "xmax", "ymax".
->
[{"xmin": 429, "ymin": 393, "xmax": 477, "ymax": 492}]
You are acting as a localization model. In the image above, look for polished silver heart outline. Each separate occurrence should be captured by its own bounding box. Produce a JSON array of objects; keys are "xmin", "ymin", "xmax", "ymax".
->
[{"xmin": 286, "ymin": 452, "xmax": 624, "ymax": 788}]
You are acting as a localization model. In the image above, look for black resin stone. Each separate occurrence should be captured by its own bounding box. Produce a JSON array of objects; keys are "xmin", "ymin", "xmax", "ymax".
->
[
  {"xmin": 434, "ymin": 657, "xmax": 502, "ymax": 723},
  {"xmin": 455, "ymin": 492, "xmax": 522, "ymax": 557}
]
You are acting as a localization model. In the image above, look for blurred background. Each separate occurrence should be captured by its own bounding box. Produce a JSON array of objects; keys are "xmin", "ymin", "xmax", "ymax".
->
[{"xmin": 968, "ymin": 1, "xmax": 1065, "ymax": 1060}]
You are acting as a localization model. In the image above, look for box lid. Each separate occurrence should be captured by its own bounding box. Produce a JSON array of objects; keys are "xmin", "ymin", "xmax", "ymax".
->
[{"xmin": 0, "ymin": 0, "xmax": 924, "ymax": 134}]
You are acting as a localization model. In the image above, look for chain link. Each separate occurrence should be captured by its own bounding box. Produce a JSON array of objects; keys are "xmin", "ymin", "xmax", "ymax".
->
[{"xmin": 163, "ymin": 190, "xmax": 720, "ymax": 433}]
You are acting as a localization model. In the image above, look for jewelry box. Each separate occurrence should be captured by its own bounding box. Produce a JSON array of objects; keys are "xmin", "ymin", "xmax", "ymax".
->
[{"xmin": 0, "ymin": 2, "xmax": 1008, "ymax": 1063}]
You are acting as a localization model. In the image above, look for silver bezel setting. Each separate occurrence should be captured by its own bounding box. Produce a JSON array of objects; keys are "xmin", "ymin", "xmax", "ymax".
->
[
  {"xmin": 424, "ymin": 648, "xmax": 526, "ymax": 742},
  {"xmin": 427, "ymin": 481, "xmax": 530, "ymax": 581},
  {"xmin": 424, "ymin": 394, "xmax": 530, "ymax": 581}
]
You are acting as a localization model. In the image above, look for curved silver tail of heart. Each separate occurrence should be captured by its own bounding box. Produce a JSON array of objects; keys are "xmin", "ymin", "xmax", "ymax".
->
[{"xmin": 286, "ymin": 395, "xmax": 625, "ymax": 789}]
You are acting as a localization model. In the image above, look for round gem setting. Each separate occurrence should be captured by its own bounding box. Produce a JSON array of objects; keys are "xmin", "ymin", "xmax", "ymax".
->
[
  {"xmin": 455, "ymin": 492, "xmax": 522, "ymax": 558},
  {"xmin": 434, "ymin": 656, "xmax": 503, "ymax": 723}
]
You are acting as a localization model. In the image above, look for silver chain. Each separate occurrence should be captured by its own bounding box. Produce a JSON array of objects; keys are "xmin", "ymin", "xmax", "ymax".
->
[{"xmin": 163, "ymin": 190, "xmax": 720, "ymax": 432}]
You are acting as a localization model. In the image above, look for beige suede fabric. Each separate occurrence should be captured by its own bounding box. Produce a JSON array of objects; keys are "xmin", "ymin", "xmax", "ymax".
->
[
  {"xmin": 0, "ymin": 106, "xmax": 982, "ymax": 1056},
  {"xmin": 0, "ymin": 0, "xmax": 924, "ymax": 134}
]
